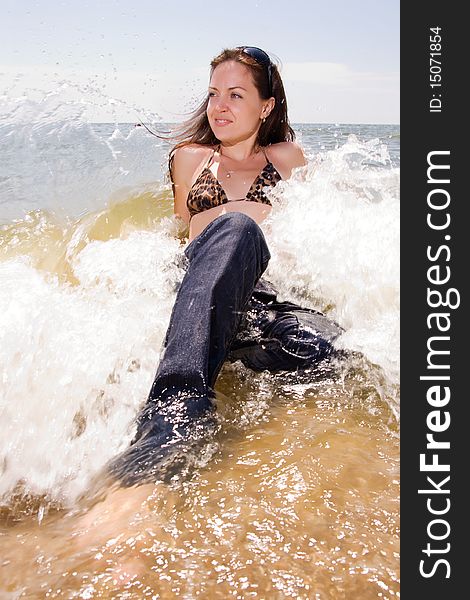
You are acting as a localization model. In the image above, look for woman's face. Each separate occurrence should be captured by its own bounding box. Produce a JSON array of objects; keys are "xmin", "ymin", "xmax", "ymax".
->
[{"xmin": 207, "ymin": 60, "xmax": 273, "ymax": 145}]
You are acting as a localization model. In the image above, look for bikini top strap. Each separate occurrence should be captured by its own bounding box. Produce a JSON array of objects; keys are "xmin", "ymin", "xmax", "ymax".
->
[{"xmin": 260, "ymin": 145, "xmax": 271, "ymax": 165}]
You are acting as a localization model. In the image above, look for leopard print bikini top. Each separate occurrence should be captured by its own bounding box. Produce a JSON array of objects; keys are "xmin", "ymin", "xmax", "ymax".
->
[{"xmin": 186, "ymin": 145, "xmax": 282, "ymax": 219}]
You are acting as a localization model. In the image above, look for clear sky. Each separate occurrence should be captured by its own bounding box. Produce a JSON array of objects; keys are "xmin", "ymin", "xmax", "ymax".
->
[{"xmin": 1, "ymin": 0, "xmax": 399, "ymax": 124}]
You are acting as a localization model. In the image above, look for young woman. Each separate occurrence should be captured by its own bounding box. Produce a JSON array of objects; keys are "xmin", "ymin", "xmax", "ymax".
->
[{"xmin": 109, "ymin": 47, "xmax": 343, "ymax": 486}]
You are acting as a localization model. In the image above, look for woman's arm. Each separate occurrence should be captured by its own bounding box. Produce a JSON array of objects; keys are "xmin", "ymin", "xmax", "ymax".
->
[
  {"xmin": 170, "ymin": 145, "xmax": 213, "ymax": 227},
  {"xmin": 170, "ymin": 147, "xmax": 192, "ymax": 226}
]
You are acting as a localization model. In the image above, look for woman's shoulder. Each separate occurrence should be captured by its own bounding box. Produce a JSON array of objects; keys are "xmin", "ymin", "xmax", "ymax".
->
[
  {"xmin": 171, "ymin": 144, "xmax": 216, "ymax": 182},
  {"xmin": 266, "ymin": 141, "xmax": 307, "ymax": 178},
  {"xmin": 172, "ymin": 143, "xmax": 215, "ymax": 165},
  {"xmin": 267, "ymin": 141, "xmax": 306, "ymax": 164}
]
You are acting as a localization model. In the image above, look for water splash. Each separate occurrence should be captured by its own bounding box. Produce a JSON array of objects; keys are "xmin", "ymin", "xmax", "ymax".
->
[
  {"xmin": 0, "ymin": 84, "xmax": 169, "ymax": 223},
  {"xmin": 265, "ymin": 136, "xmax": 399, "ymax": 388}
]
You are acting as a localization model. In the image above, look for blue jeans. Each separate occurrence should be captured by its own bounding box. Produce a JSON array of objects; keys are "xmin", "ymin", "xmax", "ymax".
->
[{"xmin": 108, "ymin": 213, "xmax": 342, "ymax": 485}]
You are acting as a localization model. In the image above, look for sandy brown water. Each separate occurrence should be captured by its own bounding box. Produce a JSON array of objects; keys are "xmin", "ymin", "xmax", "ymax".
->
[{"xmin": 1, "ymin": 362, "xmax": 399, "ymax": 599}]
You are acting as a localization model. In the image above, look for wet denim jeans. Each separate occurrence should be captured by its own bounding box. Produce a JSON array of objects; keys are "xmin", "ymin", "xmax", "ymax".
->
[{"xmin": 108, "ymin": 213, "xmax": 342, "ymax": 485}]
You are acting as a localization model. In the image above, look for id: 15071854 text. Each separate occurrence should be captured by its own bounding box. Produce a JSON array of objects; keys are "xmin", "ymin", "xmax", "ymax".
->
[{"xmin": 429, "ymin": 26, "xmax": 443, "ymax": 113}]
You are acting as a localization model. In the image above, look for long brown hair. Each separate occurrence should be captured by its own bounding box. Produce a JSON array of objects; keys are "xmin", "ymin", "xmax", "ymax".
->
[{"xmin": 167, "ymin": 47, "xmax": 295, "ymax": 183}]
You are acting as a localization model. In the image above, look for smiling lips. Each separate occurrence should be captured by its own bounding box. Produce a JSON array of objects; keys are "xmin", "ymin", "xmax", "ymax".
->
[{"xmin": 214, "ymin": 118, "xmax": 232, "ymax": 126}]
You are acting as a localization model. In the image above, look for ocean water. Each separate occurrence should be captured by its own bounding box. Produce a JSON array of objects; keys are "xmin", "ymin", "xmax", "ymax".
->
[{"xmin": 0, "ymin": 94, "xmax": 400, "ymax": 598}]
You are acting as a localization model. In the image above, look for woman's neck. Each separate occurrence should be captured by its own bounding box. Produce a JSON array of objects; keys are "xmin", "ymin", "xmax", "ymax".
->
[
  {"xmin": 218, "ymin": 133, "xmax": 262, "ymax": 162},
  {"xmin": 218, "ymin": 143, "xmax": 262, "ymax": 163}
]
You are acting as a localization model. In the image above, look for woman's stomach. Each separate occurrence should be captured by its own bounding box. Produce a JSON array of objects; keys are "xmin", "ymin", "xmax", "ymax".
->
[{"xmin": 188, "ymin": 201, "xmax": 272, "ymax": 241}]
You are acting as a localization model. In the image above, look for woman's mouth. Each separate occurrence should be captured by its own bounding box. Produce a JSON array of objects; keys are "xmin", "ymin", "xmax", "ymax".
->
[{"xmin": 214, "ymin": 119, "xmax": 232, "ymax": 126}]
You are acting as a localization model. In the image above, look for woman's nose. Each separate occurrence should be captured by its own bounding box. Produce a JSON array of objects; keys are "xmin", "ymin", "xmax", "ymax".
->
[{"xmin": 214, "ymin": 96, "xmax": 228, "ymax": 111}]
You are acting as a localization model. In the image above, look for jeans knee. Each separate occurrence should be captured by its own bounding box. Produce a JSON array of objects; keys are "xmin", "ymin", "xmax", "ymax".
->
[
  {"xmin": 185, "ymin": 212, "xmax": 267, "ymax": 261},
  {"xmin": 217, "ymin": 212, "xmax": 258, "ymax": 235},
  {"xmin": 218, "ymin": 212, "xmax": 270, "ymax": 266}
]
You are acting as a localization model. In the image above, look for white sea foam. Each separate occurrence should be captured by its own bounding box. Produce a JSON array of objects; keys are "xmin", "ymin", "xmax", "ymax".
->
[{"xmin": 0, "ymin": 226, "xmax": 183, "ymax": 502}]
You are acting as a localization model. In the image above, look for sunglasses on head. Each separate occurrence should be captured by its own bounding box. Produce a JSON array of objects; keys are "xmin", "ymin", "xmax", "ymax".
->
[{"xmin": 238, "ymin": 46, "xmax": 273, "ymax": 96}]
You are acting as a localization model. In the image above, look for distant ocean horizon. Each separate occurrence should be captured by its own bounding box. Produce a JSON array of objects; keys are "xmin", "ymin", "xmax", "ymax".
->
[{"xmin": 0, "ymin": 120, "xmax": 399, "ymax": 223}]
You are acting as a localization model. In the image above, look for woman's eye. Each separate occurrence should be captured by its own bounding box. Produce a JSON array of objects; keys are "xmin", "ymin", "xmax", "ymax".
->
[{"xmin": 207, "ymin": 91, "xmax": 241, "ymax": 99}]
